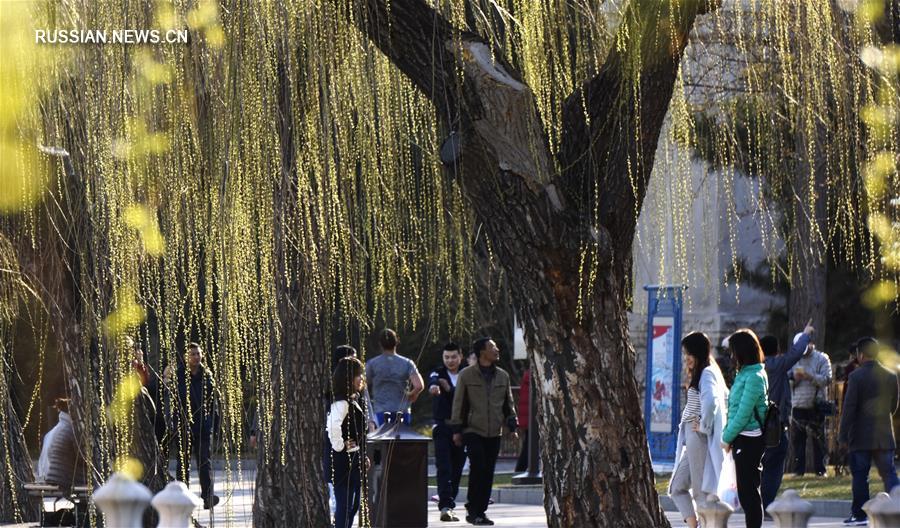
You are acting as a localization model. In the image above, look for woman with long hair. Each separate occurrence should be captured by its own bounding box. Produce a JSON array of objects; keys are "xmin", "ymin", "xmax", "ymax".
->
[
  {"xmin": 721, "ymin": 329, "xmax": 769, "ymax": 528},
  {"xmin": 668, "ymin": 332, "xmax": 730, "ymax": 528},
  {"xmin": 327, "ymin": 354, "xmax": 369, "ymax": 528}
]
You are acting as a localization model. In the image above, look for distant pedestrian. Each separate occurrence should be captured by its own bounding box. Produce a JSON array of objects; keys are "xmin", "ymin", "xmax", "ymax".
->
[
  {"xmin": 760, "ymin": 320, "xmax": 814, "ymax": 510},
  {"xmin": 332, "ymin": 345, "xmax": 376, "ymax": 430},
  {"xmin": 428, "ymin": 342, "xmax": 467, "ymax": 522},
  {"xmin": 838, "ymin": 337, "xmax": 899, "ymax": 526},
  {"xmin": 450, "ymin": 337, "xmax": 518, "ymax": 526},
  {"xmin": 366, "ymin": 329, "xmax": 424, "ymax": 425},
  {"xmin": 174, "ymin": 343, "xmax": 219, "ymax": 509},
  {"xmin": 328, "ymin": 356, "xmax": 370, "ymax": 528},
  {"xmin": 788, "ymin": 336, "xmax": 833, "ymax": 477},
  {"xmin": 324, "ymin": 345, "xmax": 375, "ymax": 519},
  {"xmin": 668, "ymin": 332, "xmax": 730, "ymax": 528},
  {"xmin": 722, "ymin": 329, "xmax": 769, "ymax": 528}
]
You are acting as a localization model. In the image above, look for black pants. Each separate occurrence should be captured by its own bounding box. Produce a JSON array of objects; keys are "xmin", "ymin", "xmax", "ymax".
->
[
  {"xmin": 733, "ymin": 434, "xmax": 766, "ymax": 528},
  {"xmin": 176, "ymin": 427, "xmax": 213, "ymax": 500},
  {"xmin": 434, "ymin": 423, "xmax": 466, "ymax": 510},
  {"xmin": 463, "ymin": 433, "xmax": 501, "ymax": 518},
  {"xmin": 332, "ymin": 449, "xmax": 362, "ymax": 528},
  {"xmin": 791, "ymin": 407, "xmax": 826, "ymax": 475}
]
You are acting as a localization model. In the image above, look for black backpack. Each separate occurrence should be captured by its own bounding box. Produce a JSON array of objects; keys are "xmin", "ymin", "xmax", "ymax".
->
[{"xmin": 753, "ymin": 400, "xmax": 782, "ymax": 448}]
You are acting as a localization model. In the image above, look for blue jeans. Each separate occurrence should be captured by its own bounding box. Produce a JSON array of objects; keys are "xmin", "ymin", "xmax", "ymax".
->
[
  {"xmin": 433, "ymin": 423, "xmax": 466, "ymax": 509},
  {"xmin": 849, "ymin": 450, "xmax": 900, "ymax": 518},
  {"xmin": 761, "ymin": 428, "xmax": 789, "ymax": 510},
  {"xmin": 332, "ymin": 450, "xmax": 362, "ymax": 528}
]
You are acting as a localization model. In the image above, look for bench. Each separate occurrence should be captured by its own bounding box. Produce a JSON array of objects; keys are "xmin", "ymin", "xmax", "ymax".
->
[{"xmin": 24, "ymin": 483, "xmax": 91, "ymax": 527}]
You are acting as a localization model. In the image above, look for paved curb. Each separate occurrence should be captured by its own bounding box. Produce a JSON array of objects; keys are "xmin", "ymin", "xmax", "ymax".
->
[
  {"xmin": 430, "ymin": 485, "xmax": 851, "ymax": 518},
  {"xmin": 428, "ymin": 485, "xmax": 544, "ymax": 506},
  {"xmin": 659, "ymin": 495, "xmax": 849, "ymax": 518}
]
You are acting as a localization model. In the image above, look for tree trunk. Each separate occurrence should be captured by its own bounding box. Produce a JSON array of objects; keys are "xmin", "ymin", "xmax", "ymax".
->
[
  {"xmin": 788, "ymin": 136, "xmax": 828, "ymax": 349},
  {"xmin": 355, "ymin": 0, "xmax": 716, "ymax": 525},
  {"xmin": 788, "ymin": 5, "xmax": 830, "ymax": 348},
  {"xmin": 134, "ymin": 389, "xmax": 167, "ymax": 528},
  {"xmin": 0, "ymin": 350, "xmax": 39, "ymax": 523},
  {"xmin": 31, "ymin": 148, "xmax": 111, "ymax": 492},
  {"xmin": 0, "ymin": 236, "xmax": 39, "ymax": 522},
  {"xmin": 252, "ymin": 40, "xmax": 331, "ymax": 527}
]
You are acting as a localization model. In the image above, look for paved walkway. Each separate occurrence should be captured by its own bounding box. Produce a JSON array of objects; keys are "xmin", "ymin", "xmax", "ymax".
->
[{"xmin": 22, "ymin": 469, "xmax": 850, "ymax": 527}]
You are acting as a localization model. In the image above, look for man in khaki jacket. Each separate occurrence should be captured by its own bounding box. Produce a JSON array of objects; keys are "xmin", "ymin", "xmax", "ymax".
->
[{"xmin": 450, "ymin": 337, "xmax": 517, "ymax": 526}]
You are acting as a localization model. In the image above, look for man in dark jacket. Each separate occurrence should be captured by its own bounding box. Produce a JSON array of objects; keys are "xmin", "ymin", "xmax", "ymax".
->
[
  {"xmin": 839, "ymin": 337, "xmax": 900, "ymax": 526},
  {"xmin": 175, "ymin": 342, "xmax": 219, "ymax": 509},
  {"xmin": 428, "ymin": 342, "xmax": 467, "ymax": 522},
  {"xmin": 450, "ymin": 337, "xmax": 517, "ymax": 526},
  {"xmin": 760, "ymin": 320, "xmax": 814, "ymax": 510}
]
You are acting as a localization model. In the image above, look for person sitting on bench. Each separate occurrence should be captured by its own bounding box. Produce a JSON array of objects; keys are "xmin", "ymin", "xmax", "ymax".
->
[{"xmin": 37, "ymin": 398, "xmax": 87, "ymax": 488}]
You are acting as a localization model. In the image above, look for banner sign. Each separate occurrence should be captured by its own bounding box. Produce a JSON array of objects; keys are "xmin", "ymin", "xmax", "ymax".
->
[{"xmin": 643, "ymin": 285, "xmax": 686, "ymax": 465}]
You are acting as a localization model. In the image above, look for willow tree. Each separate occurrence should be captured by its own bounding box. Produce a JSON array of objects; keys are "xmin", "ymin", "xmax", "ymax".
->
[
  {"xmin": 344, "ymin": 0, "xmax": 719, "ymax": 525},
  {"xmin": 9, "ymin": 1, "xmax": 893, "ymax": 527},
  {"xmin": 0, "ymin": 236, "xmax": 39, "ymax": 524}
]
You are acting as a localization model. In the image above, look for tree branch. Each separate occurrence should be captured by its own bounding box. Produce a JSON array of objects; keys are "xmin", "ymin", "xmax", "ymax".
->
[
  {"xmin": 352, "ymin": 0, "xmax": 461, "ymax": 116},
  {"xmin": 558, "ymin": 0, "xmax": 716, "ymax": 251}
]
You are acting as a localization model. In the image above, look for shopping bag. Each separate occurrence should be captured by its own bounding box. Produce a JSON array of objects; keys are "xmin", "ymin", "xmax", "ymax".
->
[{"xmin": 716, "ymin": 452, "xmax": 741, "ymax": 511}]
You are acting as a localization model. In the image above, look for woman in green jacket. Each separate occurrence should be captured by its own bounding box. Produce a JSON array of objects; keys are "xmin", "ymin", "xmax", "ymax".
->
[{"xmin": 721, "ymin": 329, "xmax": 769, "ymax": 528}]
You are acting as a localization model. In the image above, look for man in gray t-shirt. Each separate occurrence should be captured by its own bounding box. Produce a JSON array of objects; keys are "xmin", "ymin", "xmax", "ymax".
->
[{"xmin": 366, "ymin": 329, "xmax": 424, "ymax": 425}]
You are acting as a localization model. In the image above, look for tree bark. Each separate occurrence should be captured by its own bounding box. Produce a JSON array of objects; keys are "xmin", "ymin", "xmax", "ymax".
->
[
  {"xmin": 354, "ymin": 0, "xmax": 716, "ymax": 525},
  {"xmin": 0, "ymin": 350, "xmax": 39, "ymax": 523},
  {"xmin": 787, "ymin": 2, "xmax": 833, "ymax": 349},
  {"xmin": 252, "ymin": 40, "xmax": 331, "ymax": 527},
  {"xmin": 134, "ymin": 389, "xmax": 167, "ymax": 527},
  {"xmin": 35, "ymin": 143, "xmax": 112, "ymax": 490},
  {"xmin": 788, "ymin": 134, "xmax": 828, "ymax": 348}
]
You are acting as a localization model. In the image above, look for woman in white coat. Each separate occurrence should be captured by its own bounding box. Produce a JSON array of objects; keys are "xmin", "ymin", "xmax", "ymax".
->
[{"xmin": 668, "ymin": 332, "xmax": 730, "ymax": 528}]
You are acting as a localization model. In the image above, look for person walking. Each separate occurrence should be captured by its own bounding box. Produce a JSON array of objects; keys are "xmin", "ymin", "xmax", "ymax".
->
[
  {"xmin": 838, "ymin": 337, "xmax": 900, "ymax": 526},
  {"xmin": 429, "ymin": 342, "xmax": 467, "ymax": 522},
  {"xmin": 174, "ymin": 342, "xmax": 219, "ymax": 509},
  {"xmin": 668, "ymin": 332, "xmax": 730, "ymax": 528},
  {"xmin": 760, "ymin": 320, "xmax": 815, "ymax": 510},
  {"xmin": 450, "ymin": 337, "xmax": 517, "ymax": 526},
  {"xmin": 721, "ymin": 329, "xmax": 769, "ymax": 528},
  {"xmin": 366, "ymin": 328, "xmax": 424, "ymax": 425},
  {"xmin": 788, "ymin": 335, "xmax": 833, "ymax": 477},
  {"xmin": 328, "ymin": 356, "xmax": 370, "ymax": 528}
]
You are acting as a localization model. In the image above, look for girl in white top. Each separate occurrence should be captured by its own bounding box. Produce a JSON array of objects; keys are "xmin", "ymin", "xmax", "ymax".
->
[
  {"xmin": 669, "ymin": 332, "xmax": 731, "ymax": 528},
  {"xmin": 327, "ymin": 355, "xmax": 369, "ymax": 528}
]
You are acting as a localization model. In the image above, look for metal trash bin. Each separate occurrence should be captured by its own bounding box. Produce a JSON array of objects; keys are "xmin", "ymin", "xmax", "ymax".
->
[{"xmin": 368, "ymin": 418, "xmax": 430, "ymax": 527}]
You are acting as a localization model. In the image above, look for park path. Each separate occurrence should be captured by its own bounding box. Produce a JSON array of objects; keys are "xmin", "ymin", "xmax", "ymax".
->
[{"xmin": 21, "ymin": 469, "xmax": 850, "ymax": 527}]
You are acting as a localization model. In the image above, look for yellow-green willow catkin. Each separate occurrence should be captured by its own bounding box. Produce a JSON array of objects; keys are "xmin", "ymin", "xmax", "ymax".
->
[{"xmin": 5, "ymin": 2, "xmax": 892, "ymax": 521}]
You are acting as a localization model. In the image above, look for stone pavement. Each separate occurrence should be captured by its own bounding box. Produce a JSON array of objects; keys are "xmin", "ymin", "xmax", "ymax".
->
[{"xmin": 19, "ymin": 469, "xmax": 850, "ymax": 527}]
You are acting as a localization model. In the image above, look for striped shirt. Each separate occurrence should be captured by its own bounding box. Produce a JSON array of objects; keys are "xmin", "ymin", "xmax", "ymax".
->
[{"xmin": 681, "ymin": 388, "xmax": 701, "ymax": 424}]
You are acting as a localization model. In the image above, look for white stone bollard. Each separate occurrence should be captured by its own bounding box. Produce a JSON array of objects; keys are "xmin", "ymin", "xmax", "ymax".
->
[
  {"xmin": 863, "ymin": 486, "xmax": 900, "ymax": 528},
  {"xmin": 152, "ymin": 481, "xmax": 202, "ymax": 528},
  {"xmin": 696, "ymin": 494, "xmax": 733, "ymax": 528},
  {"xmin": 92, "ymin": 472, "xmax": 153, "ymax": 528},
  {"xmin": 766, "ymin": 489, "xmax": 813, "ymax": 528}
]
